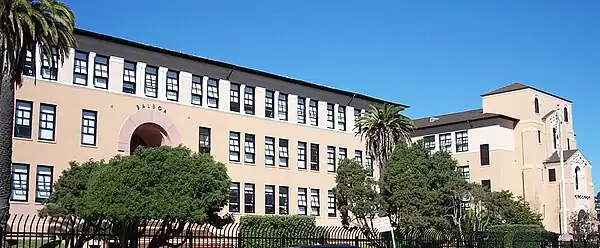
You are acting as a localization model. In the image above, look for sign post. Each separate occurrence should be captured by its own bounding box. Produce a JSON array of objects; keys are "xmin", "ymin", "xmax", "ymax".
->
[{"xmin": 376, "ymin": 216, "xmax": 396, "ymax": 248}]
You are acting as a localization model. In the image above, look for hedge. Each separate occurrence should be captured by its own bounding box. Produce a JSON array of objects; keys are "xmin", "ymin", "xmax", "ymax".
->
[
  {"xmin": 486, "ymin": 224, "xmax": 544, "ymax": 248},
  {"xmin": 238, "ymin": 215, "xmax": 327, "ymax": 248}
]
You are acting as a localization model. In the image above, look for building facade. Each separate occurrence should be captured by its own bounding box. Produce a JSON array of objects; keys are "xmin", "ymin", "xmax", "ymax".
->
[
  {"xmin": 9, "ymin": 29, "xmax": 403, "ymax": 225},
  {"xmin": 411, "ymin": 83, "xmax": 594, "ymax": 233}
]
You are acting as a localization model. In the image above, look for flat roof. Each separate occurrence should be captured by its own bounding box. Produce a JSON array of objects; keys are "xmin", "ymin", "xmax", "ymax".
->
[{"xmin": 412, "ymin": 109, "xmax": 518, "ymax": 130}]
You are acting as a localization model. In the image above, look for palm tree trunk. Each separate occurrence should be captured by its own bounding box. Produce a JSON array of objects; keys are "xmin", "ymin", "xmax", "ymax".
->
[{"xmin": 0, "ymin": 72, "xmax": 15, "ymax": 222}]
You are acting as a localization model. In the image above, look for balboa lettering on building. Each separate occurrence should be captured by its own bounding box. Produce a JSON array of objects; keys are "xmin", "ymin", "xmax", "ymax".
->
[{"xmin": 136, "ymin": 103, "xmax": 167, "ymax": 114}]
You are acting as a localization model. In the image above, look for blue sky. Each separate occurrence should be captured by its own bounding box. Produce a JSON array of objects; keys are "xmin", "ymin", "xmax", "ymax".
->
[{"xmin": 64, "ymin": 1, "xmax": 599, "ymax": 189}]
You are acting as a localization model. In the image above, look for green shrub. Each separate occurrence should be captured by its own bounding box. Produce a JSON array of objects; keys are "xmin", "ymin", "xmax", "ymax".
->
[
  {"xmin": 238, "ymin": 215, "xmax": 324, "ymax": 248},
  {"xmin": 487, "ymin": 224, "xmax": 544, "ymax": 248}
]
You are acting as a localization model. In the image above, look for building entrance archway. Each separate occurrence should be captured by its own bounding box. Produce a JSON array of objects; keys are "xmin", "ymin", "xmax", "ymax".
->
[
  {"xmin": 129, "ymin": 123, "xmax": 169, "ymax": 154},
  {"xmin": 117, "ymin": 109, "xmax": 181, "ymax": 155}
]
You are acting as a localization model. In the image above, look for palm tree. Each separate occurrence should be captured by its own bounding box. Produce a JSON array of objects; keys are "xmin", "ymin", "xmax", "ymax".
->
[
  {"xmin": 355, "ymin": 103, "xmax": 413, "ymax": 168},
  {"xmin": 0, "ymin": 0, "xmax": 76, "ymax": 218}
]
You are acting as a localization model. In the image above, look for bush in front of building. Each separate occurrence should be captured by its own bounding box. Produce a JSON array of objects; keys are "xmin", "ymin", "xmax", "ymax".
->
[
  {"xmin": 486, "ymin": 224, "xmax": 544, "ymax": 248},
  {"xmin": 238, "ymin": 215, "xmax": 326, "ymax": 248}
]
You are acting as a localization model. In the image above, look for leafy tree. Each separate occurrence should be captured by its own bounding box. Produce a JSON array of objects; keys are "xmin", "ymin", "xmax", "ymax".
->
[
  {"xmin": 355, "ymin": 103, "xmax": 413, "ymax": 168},
  {"xmin": 569, "ymin": 209, "xmax": 597, "ymax": 241},
  {"xmin": 0, "ymin": 0, "xmax": 77, "ymax": 218}
]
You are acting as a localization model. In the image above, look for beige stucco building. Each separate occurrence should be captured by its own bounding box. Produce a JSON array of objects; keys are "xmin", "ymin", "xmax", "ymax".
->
[{"xmin": 411, "ymin": 83, "xmax": 594, "ymax": 233}]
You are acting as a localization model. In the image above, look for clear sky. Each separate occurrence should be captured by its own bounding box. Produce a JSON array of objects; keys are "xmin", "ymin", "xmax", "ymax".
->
[{"xmin": 64, "ymin": 0, "xmax": 599, "ymax": 189}]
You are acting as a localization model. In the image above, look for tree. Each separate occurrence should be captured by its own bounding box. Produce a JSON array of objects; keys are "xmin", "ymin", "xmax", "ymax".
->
[
  {"xmin": 355, "ymin": 103, "xmax": 413, "ymax": 168},
  {"xmin": 40, "ymin": 146, "xmax": 233, "ymax": 248},
  {"xmin": 569, "ymin": 209, "xmax": 597, "ymax": 241},
  {"xmin": 0, "ymin": 0, "xmax": 77, "ymax": 218}
]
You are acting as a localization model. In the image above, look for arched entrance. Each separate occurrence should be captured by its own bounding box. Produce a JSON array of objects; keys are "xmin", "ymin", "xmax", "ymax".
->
[
  {"xmin": 129, "ymin": 123, "xmax": 169, "ymax": 154},
  {"xmin": 117, "ymin": 109, "xmax": 181, "ymax": 155}
]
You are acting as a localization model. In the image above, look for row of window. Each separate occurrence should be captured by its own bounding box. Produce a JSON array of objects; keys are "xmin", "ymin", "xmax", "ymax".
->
[
  {"xmin": 10, "ymin": 164, "xmax": 53, "ymax": 203},
  {"xmin": 14, "ymin": 100, "xmax": 98, "ymax": 146},
  {"xmin": 229, "ymin": 183, "xmax": 337, "ymax": 217},
  {"xmin": 422, "ymin": 131, "xmax": 469, "ymax": 153},
  {"xmin": 533, "ymin": 97, "xmax": 569, "ymax": 123}
]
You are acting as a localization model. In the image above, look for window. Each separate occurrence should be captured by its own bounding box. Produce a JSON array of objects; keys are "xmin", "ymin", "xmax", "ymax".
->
[
  {"xmin": 339, "ymin": 148, "xmax": 347, "ymax": 163},
  {"xmin": 144, "ymin": 66, "xmax": 158, "ymax": 98},
  {"xmin": 191, "ymin": 75, "xmax": 203, "ymax": 106},
  {"xmin": 278, "ymin": 93, "xmax": 288, "ymax": 120},
  {"xmin": 244, "ymin": 134, "xmax": 255, "ymax": 163},
  {"xmin": 35, "ymin": 166, "xmax": 53, "ymax": 203},
  {"xmin": 265, "ymin": 90, "xmax": 274, "ymax": 118},
  {"xmin": 298, "ymin": 188, "xmax": 308, "ymax": 215},
  {"xmin": 23, "ymin": 47, "xmax": 35, "ymax": 76},
  {"xmin": 537, "ymin": 130, "xmax": 541, "ymax": 144},
  {"xmin": 199, "ymin": 127, "xmax": 211, "ymax": 154},
  {"xmin": 38, "ymin": 104, "xmax": 56, "ymax": 141},
  {"xmin": 564, "ymin": 107, "xmax": 569, "ymax": 122},
  {"xmin": 461, "ymin": 201, "xmax": 470, "ymax": 212},
  {"xmin": 439, "ymin": 133, "xmax": 452, "ymax": 152},
  {"xmin": 567, "ymin": 138, "xmax": 571, "ymax": 150},
  {"xmin": 230, "ymin": 83, "xmax": 240, "ymax": 112},
  {"xmin": 354, "ymin": 150, "xmax": 363, "ymax": 165},
  {"xmin": 327, "ymin": 103, "xmax": 335, "ymax": 129},
  {"xmin": 327, "ymin": 146, "xmax": 336, "ymax": 172},
  {"xmin": 548, "ymin": 168, "xmax": 556, "ymax": 182},
  {"xmin": 457, "ymin": 165, "xmax": 470, "ymax": 181},
  {"xmin": 81, "ymin": 110, "xmax": 97, "ymax": 146},
  {"xmin": 73, "ymin": 51, "xmax": 88, "ymax": 85},
  {"xmin": 309, "ymin": 100, "xmax": 318, "ymax": 126},
  {"xmin": 265, "ymin": 137, "xmax": 275, "ymax": 166},
  {"xmin": 328, "ymin": 190, "xmax": 336, "ymax": 217},
  {"xmin": 534, "ymin": 98, "xmax": 540, "ymax": 114},
  {"xmin": 455, "ymin": 131, "xmax": 468, "ymax": 152},
  {"xmin": 166, "ymin": 70, "xmax": 179, "ymax": 101},
  {"xmin": 279, "ymin": 186, "xmax": 289, "ymax": 214},
  {"xmin": 11, "ymin": 164, "xmax": 29, "ymax": 201},
  {"xmin": 94, "ymin": 55, "xmax": 109, "ymax": 89},
  {"xmin": 338, "ymin": 106, "xmax": 346, "ymax": 131},
  {"xmin": 298, "ymin": 97, "xmax": 306, "ymax": 124},
  {"xmin": 244, "ymin": 183, "xmax": 255, "ymax": 213},
  {"xmin": 244, "ymin": 86, "xmax": 255, "ymax": 115},
  {"xmin": 310, "ymin": 144, "xmax": 319, "ymax": 171},
  {"xmin": 123, "ymin": 61, "xmax": 136, "ymax": 94},
  {"xmin": 298, "ymin": 142, "xmax": 307, "ymax": 169},
  {"xmin": 207, "ymin": 78, "xmax": 219, "ymax": 108},
  {"xmin": 365, "ymin": 155, "xmax": 373, "ymax": 177},
  {"xmin": 229, "ymin": 132, "xmax": 241, "ymax": 162},
  {"xmin": 575, "ymin": 167, "xmax": 581, "ymax": 190},
  {"xmin": 310, "ymin": 189, "xmax": 320, "ymax": 216},
  {"xmin": 14, "ymin": 100, "xmax": 32, "ymax": 138},
  {"xmin": 265, "ymin": 185, "xmax": 275, "ymax": 214},
  {"xmin": 552, "ymin": 128, "xmax": 557, "ymax": 149},
  {"xmin": 424, "ymin": 136, "xmax": 436, "ymax": 151},
  {"xmin": 480, "ymin": 144, "xmax": 490, "ymax": 166},
  {"xmin": 279, "ymin": 139, "xmax": 289, "ymax": 167},
  {"xmin": 229, "ymin": 182, "xmax": 240, "ymax": 212},
  {"xmin": 41, "ymin": 48, "xmax": 57, "ymax": 80},
  {"xmin": 354, "ymin": 109, "xmax": 362, "ymax": 123},
  {"xmin": 481, "ymin": 180, "xmax": 491, "ymax": 192}
]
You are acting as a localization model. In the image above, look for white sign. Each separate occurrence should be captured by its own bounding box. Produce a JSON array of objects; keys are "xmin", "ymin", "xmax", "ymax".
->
[{"xmin": 375, "ymin": 216, "xmax": 393, "ymax": 233}]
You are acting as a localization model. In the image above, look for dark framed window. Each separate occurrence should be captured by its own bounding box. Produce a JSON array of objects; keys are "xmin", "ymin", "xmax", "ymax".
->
[
  {"xmin": 14, "ymin": 100, "xmax": 32, "ymax": 138},
  {"xmin": 481, "ymin": 180, "xmax": 491, "ymax": 192},
  {"xmin": 575, "ymin": 167, "xmax": 581, "ymax": 190},
  {"xmin": 11, "ymin": 163, "xmax": 29, "ymax": 202},
  {"xmin": 41, "ymin": 48, "xmax": 57, "ymax": 80},
  {"xmin": 480, "ymin": 144, "xmax": 490, "ymax": 166},
  {"xmin": 298, "ymin": 142, "xmax": 307, "ymax": 170},
  {"xmin": 207, "ymin": 78, "xmax": 219, "ymax": 108},
  {"xmin": 534, "ymin": 98, "xmax": 540, "ymax": 114},
  {"xmin": 244, "ymin": 183, "xmax": 255, "ymax": 213},
  {"xmin": 279, "ymin": 186, "xmax": 289, "ymax": 215},
  {"xmin": 144, "ymin": 66, "xmax": 158, "ymax": 98},
  {"xmin": 229, "ymin": 182, "xmax": 240, "ymax": 212},
  {"xmin": 265, "ymin": 137, "xmax": 275, "ymax": 166},
  {"xmin": 244, "ymin": 86, "xmax": 255, "ymax": 115},
  {"xmin": 310, "ymin": 143, "xmax": 319, "ymax": 171},
  {"xmin": 35, "ymin": 165, "xmax": 53, "ymax": 203},
  {"xmin": 23, "ymin": 46, "xmax": 35, "ymax": 76},
  {"xmin": 199, "ymin": 127, "xmax": 211, "ymax": 154},
  {"xmin": 229, "ymin": 132, "xmax": 240, "ymax": 162},
  {"xmin": 123, "ymin": 61, "xmax": 136, "ymax": 94},
  {"xmin": 354, "ymin": 109, "xmax": 362, "ymax": 123},
  {"xmin": 455, "ymin": 131, "xmax": 468, "ymax": 152},
  {"xmin": 93, "ymin": 55, "xmax": 109, "ymax": 89},
  {"xmin": 327, "ymin": 103, "xmax": 335, "ymax": 129},
  {"xmin": 38, "ymin": 104, "xmax": 56, "ymax": 141},
  {"xmin": 424, "ymin": 136, "xmax": 436, "ymax": 151},
  {"xmin": 354, "ymin": 150, "xmax": 363, "ymax": 165},
  {"xmin": 553, "ymin": 128, "xmax": 557, "ymax": 149},
  {"xmin": 81, "ymin": 110, "xmax": 97, "ymax": 146},
  {"xmin": 338, "ymin": 147, "xmax": 347, "ymax": 163},
  {"xmin": 230, "ymin": 83, "xmax": 240, "ymax": 112},
  {"xmin": 548, "ymin": 168, "xmax": 556, "ymax": 182},
  {"xmin": 439, "ymin": 133, "xmax": 452, "ymax": 152},
  {"xmin": 564, "ymin": 107, "xmax": 569, "ymax": 122},
  {"xmin": 191, "ymin": 75, "xmax": 203, "ymax": 106},
  {"xmin": 365, "ymin": 155, "xmax": 373, "ymax": 177},
  {"xmin": 567, "ymin": 138, "xmax": 571, "ymax": 150},
  {"xmin": 297, "ymin": 97, "xmax": 306, "ymax": 124},
  {"xmin": 265, "ymin": 90, "xmax": 274, "ymax": 118},
  {"xmin": 298, "ymin": 188, "xmax": 307, "ymax": 215},
  {"xmin": 537, "ymin": 130, "xmax": 541, "ymax": 144},
  {"xmin": 337, "ymin": 106, "xmax": 346, "ymax": 131},
  {"xmin": 327, "ymin": 146, "xmax": 336, "ymax": 172},
  {"xmin": 265, "ymin": 185, "xmax": 275, "ymax": 214},
  {"xmin": 166, "ymin": 70, "xmax": 179, "ymax": 101},
  {"xmin": 73, "ymin": 51, "xmax": 88, "ymax": 85},
  {"xmin": 461, "ymin": 201, "xmax": 470, "ymax": 212},
  {"xmin": 310, "ymin": 189, "xmax": 320, "ymax": 216},
  {"xmin": 279, "ymin": 139, "xmax": 289, "ymax": 167},
  {"xmin": 244, "ymin": 134, "xmax": 255, "ymax": 163},
  {"xmin": 327, "ymin": 190, "xmax": 336, "ymax": 217},
  {"xmin": 457, "ymin": 165, "xmax": 470, "ymax": 181},
  {"xmin": 278, "ymin": 93, "xmax": 288, "ymax": 120},
  {"xmin": 309, "ymin": 100, "xmax": 318, "ymax": 126}
]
